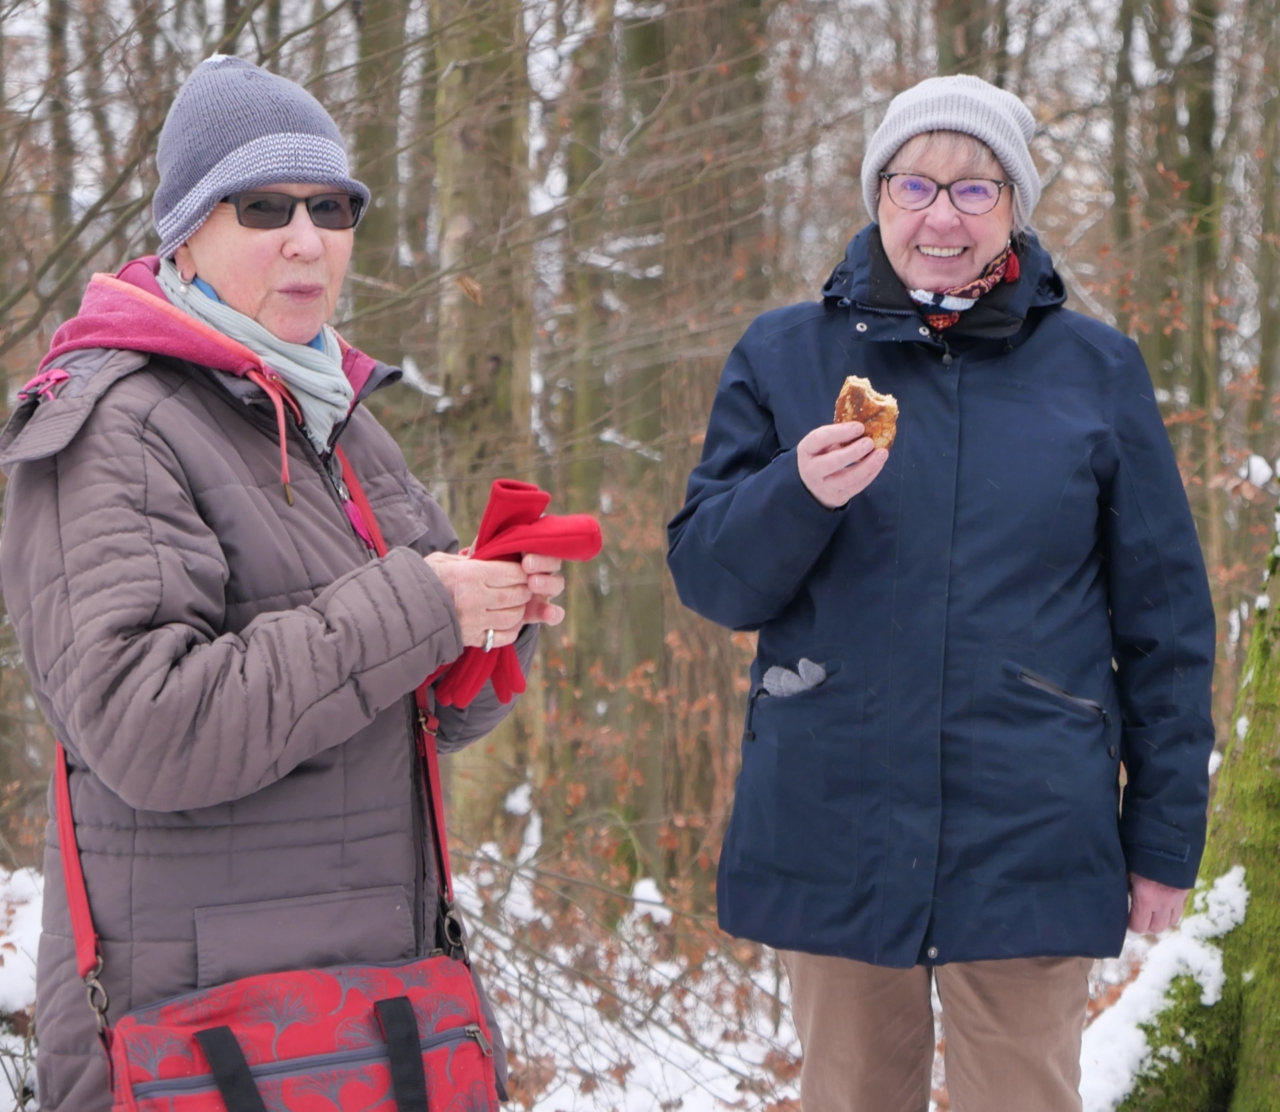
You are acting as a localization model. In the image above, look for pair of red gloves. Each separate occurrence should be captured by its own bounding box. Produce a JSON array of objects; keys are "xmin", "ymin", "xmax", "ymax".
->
[{"xmin": 433, "ymin": 481, "xmax": 603, "ymax": 707}]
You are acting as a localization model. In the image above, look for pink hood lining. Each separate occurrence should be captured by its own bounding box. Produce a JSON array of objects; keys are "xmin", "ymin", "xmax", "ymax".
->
[
  {"xmin": 34, "ymin": 257, "xmax": 383, "ymax": 504},
  {"xmin": 39, "ymin": 256, "xmax": 379, "ymax": 401}
]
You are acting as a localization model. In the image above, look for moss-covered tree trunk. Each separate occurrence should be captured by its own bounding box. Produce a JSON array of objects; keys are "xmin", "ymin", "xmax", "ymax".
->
[{"xmin": 1122, "ymin": 548, "xmax": 1280, "ymax": 1109}]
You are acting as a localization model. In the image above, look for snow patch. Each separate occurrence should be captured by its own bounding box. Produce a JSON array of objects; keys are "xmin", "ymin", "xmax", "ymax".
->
[
  {"xmin": 504, "ymin": 782, "xmax": 533, "ymax": 816},
  {"xmin": 0, "ymin": 870, "xmax": 40, "ymax": 1017},
  {"xmin": 1079, "ymin": 867, "xmax": 1249, "ymax": 1112},
  {"xmin": 628, "ymin": 878, "xmax": 673, "ymax": 926},
  {"xmin": 1240, "ymin": 454, "xmax": 1273, "ymax": 487},
  {"xmin": 1208, "ymin": 750, "xmax": 1223, "ymax": 776}
]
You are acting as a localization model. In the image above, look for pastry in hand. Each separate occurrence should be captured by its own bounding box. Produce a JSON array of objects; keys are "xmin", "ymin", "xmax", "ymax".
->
[{"xmin": 834, "ymin": 375, "xmax": 898, "ymax": 450}]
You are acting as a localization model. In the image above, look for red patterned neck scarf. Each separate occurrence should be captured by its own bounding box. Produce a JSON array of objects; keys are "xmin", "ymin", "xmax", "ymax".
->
[{"xmin": 907, "ymin": 244, "xmax": 1020, "ymax": 331}]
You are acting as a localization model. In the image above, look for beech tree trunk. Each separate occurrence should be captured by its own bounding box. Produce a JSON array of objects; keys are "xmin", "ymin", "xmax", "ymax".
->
[
  {"xmin": 658, "ymin": 0, "xmax": 772, "ymax": 902},
  {"xmin": 1121, "ymin": 552, "xmax": 1280, "ymax": 1109}
]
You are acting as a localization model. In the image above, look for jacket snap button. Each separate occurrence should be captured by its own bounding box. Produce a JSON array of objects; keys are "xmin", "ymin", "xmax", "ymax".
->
[
  {"xmin": 1108, "ymin": 745, "xmax": 1118, "ymax": 758},
  {"xmin": 927, "ymin": 946, "xmax": 939, "ymax": 960},
  {"xmin": 918, "ymin": 325, "xmax": 930, "ymax": 336},
  {"xmin": 856, "ymin": 322, "xmax": 868, "ymax": 332}
]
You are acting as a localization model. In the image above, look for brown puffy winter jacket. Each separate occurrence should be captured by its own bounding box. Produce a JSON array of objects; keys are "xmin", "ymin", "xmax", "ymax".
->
[{"xmin": 0, "ymin": 335, "xmax": 530, "ymax": 1109}]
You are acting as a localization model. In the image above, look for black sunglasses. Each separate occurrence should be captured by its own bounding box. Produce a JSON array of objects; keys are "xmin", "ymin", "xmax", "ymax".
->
[{"xmin": 222, "ymin": 191, "xmax": 364, "ymax": 230}]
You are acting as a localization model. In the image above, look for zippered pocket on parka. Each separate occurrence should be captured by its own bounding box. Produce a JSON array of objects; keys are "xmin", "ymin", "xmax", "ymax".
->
[{"xmin": 1004, "ymin": 662, "xmax": 1109, "ymax": 724}]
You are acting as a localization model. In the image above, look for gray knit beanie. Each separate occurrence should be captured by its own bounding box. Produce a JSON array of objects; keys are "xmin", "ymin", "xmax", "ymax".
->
[
  {"xmin": 153, "ymin": 55, "xmax": 370, "ymax": 258},
  {"xmin": 861, "ymin": 75, "xmax": 1040, "ymax": 230}
]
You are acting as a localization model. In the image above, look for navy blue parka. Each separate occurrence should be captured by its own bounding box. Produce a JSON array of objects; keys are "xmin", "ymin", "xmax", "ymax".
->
[{"xmin": 667, "ymin": 227, "xmax": 1215, "ymax": 966}]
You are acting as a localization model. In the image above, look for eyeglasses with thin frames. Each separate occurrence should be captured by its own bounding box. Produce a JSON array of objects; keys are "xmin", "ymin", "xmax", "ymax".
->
[
  {"xmin": 222, "ymin": 191, "xmax": 364, "ymax": 231},
  {"xmin": 879, "ymin": 172, "xmax": 1011, "ymax": 216}
]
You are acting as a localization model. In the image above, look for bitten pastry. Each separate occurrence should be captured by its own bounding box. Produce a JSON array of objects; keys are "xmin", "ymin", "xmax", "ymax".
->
[{"xmin": 834, "ymin": 375, "xmax": 898, "ymax": 450}]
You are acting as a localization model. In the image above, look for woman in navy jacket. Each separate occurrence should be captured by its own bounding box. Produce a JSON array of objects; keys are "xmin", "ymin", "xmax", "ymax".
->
[{"xmin": 667, "ymin": 76, "xmax": 1214, "ymax": 1112}]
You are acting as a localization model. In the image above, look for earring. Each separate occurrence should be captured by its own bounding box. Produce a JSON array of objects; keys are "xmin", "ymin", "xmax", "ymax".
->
[{"xmin": 179, "ymin": 271, "xmax": 193, "ymax": 294}]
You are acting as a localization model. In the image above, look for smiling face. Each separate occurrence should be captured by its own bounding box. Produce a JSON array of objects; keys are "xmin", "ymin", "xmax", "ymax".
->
[
  {"xmin": 877, "ymin": 132, "xmax": 1015, "ymax": 293},
  {"xmin": 173, "ymin": 183, "xmax": 353, "ymax": 344}
]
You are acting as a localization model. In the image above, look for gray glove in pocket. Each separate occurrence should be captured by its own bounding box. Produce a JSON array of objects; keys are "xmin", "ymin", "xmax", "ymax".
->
[{"xmin": 762, "ymin": 658, "xmax": 826, "ymax": 697}]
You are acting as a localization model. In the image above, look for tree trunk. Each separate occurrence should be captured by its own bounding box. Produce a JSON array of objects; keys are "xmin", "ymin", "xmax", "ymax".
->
[
  {"xmin": 1248, "ymin": 15, "xmax": 1280, "ymax": 449},
  {"xmin": 46, "ymin": 0, "xmax": 78, "ymax": 323},
  {"xmin": 308, "ymin": 0, "xmax": 331, "ymax": 87},
  {"xmin": 429, "ymin": 0, "xmax": 529, "ymax": 831},
  {"xmin": 264, "ymin": 0, "xmax": 283, "ymax": 69},
  {"xmin": 659, "ymin": 0, "xmax": 772, "ymax": 903},
  {"xmin": 223, "ymin": 0, "xmax": 245, "ymax": 50},
  {"xmin": 350, "ymin": 0, "xmax": 409, "ymax": 357},
  {"xmin": 615, "ymin": 7, "xmax": 669, "ymax": 880},
  {"xmin": 1109, "ymin": 0, "xmax": 1136, "ymax": 269},
  {"xmin": 1121, "ymin": 556, "xmax": 1280, "ymax": 1110},
  {"xmin": 990, "ymin": 0, "xmax": 1010, "ymax": 87},
  {"xmin": 934, "ymin": 0, "xmax": 989, "ymax": 76},
  {"xmin": 430, "ymin": 0, "xmax": 523, "ymax": 531}
]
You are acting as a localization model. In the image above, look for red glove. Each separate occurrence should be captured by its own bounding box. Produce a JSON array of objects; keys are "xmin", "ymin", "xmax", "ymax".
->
[{"xmin": 434, "ymin": 480, "xmax": 602, "ymax": 708}]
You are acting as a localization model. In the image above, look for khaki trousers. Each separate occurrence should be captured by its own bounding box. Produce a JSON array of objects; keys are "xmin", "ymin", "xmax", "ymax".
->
[{"xmin": 779, "ymin": 951, "xmax": 1092, "ymax": 1112}]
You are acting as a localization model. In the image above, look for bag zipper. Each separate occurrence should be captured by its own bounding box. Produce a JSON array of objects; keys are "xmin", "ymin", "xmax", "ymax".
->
[
  {"xmin": 1014, "ymin": 666, "xmax": 1109, "ymax": 724},
  {"xmin": 131, "ymin": 1023, "xmax": 491, "ymax": 1099}
]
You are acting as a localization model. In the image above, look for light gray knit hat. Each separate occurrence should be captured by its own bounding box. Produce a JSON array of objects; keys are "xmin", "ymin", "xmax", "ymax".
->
[
  {"xmin": 153, "ymin": 55, "xmax": 370, "ymax": 258},
  {"xmin": 861, "ymin": 75, "xmax": 1040, "ymax": 230}
]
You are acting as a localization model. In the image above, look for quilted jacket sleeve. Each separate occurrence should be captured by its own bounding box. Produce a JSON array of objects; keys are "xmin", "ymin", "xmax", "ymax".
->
[
  {"xmin": 0, "ymin": 397, "xmax": 465, "ymax": 813},
  {"xmin": 667, "ymin": 322, "xmax": 846, "ymax": 630},
  {"xmin": 1104, "ymin": 338, "xmax": 1217, "ymax": 889}
]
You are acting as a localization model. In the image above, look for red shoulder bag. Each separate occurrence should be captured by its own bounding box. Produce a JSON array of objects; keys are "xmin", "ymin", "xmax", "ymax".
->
[{"xmin": 55, "ymin": 457, "xmax": 502, "ymax": 1112}]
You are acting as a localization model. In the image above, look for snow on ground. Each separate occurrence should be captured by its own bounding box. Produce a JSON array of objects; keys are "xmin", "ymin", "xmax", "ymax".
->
[
  {"xmin": 457, "ymin": 815, "xmax": 803, "ymax": 1110},
  {"xmin": 0, "ymin": 869, "xmax": 41, "ymax": 1111},
  {"xmin": 0, "ymin": 870, "xmax": 41, "ymax": 1016},
  {"xmin": 0, "ymin": 854, "xmax": 1251, "ymax": 1112}
]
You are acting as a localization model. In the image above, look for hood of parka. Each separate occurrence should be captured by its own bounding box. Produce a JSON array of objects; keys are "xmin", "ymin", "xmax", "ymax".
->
[
  {"xmin": 2, "ymin": 256, "xmax": 400, "ymax": 483},
  {"xmin": 821, "ymin": 225, "xmax": 1067, "ymax": 343},
  {"xmin": 37, "ymin": 256, "xmax": 397, "ymax": 396}
]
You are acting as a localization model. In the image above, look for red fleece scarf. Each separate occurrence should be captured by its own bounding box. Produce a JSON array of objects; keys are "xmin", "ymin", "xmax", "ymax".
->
[
  {"xmin": 432, "ymin": 481, "xmax": 603, "ymax": 708},
  {"xmin": 908, "ymin": 244, "xmax": 1020, "ymax": 332}
]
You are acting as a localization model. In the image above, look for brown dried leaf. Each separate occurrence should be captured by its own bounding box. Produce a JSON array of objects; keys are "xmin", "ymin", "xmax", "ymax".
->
[{"xmin": 456, "ymin": 275, "xmax": 484, "ymax": 306}]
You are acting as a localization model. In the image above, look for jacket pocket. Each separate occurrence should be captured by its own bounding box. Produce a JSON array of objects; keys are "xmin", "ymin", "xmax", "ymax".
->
[
  {"xmin": 1004, "ymin": 661, "xmax": 1109, "ymax": 724},
  {"xmin": 966, "ymin": 659, "xmax": 1122, "ymax": 885},
  {"xmin": 729, "ymin": 657, "xmax": 860, "ymax": 886},
  {"xmin": 195, "ymin": 886, "xmax": 415, "ymax": 988}
]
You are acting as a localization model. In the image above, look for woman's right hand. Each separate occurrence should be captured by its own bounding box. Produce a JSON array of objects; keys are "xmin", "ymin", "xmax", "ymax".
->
[
  {"xmin": 424, "ymin": 552, "xmax": 532, "ymax": 648},
  {"xmin": 797, "ymin": 422, "xmax": 888, "ymax": 509}
]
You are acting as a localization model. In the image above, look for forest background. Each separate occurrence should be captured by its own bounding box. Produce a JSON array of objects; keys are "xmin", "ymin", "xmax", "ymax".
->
[{"xmin": 0, "ymin": 0, "xmax": 1277, "ymax": 1107}]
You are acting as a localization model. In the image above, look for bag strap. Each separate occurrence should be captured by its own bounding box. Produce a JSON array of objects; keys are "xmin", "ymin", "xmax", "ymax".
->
[
  {"xmin": 335, "ymin": 447, "xmax": 459, "ymax": 920},
  {"xmin": 192, "ymin": 1028, "xmax": 269, "ymax": 1112},
  {"xmin": 54, "ymin": 450, "xmax": 468, "ymax": 1035},
  {"xmin": 375, "ymin": 997, "xmax": 430, "ymax": 1111},
  {"xmin": 54, "ymin": 742, "xmax": 111, "ymax": 1044}
]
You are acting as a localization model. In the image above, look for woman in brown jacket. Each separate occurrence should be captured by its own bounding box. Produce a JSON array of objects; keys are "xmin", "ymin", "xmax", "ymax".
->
[{"xmin": 0, "ymin": 57, "xmax": 561, "ymax": 1110}]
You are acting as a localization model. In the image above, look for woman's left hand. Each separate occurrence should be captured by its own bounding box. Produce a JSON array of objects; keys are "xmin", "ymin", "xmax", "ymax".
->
[
  {"xmin": 521, "ymin": 553, "xmax": 565, "ymax": 627},
  {"xmin": 1128, "ymin": 873, "xmax": 1190, "ymax": 934}
]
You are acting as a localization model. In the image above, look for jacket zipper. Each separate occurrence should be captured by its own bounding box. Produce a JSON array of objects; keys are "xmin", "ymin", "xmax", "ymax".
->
[
  {"xmin": 255, "ymin": 398, "xmax": 428, "ymax": 949},
  {"xmin": 200, "ymin": 369, "xmax": 433, "ymax": 945},
  {"xmin": 850, "ymin": 301, "xmax": 917, "ymax": 318},
  {"xmin": 743, "ymin": 687, "xmax": 768, "ymax": 741},
  {"xmin": 1015, "ymin": 667, "xmax": 1109, "ymax": 724},
  {"xmin": 130, "ymin": 1024, "xmax": 491, "ymax": 1099},
  {"xmin": 309, "ymin": 437, "xmax": 429, "ymax": 950}
]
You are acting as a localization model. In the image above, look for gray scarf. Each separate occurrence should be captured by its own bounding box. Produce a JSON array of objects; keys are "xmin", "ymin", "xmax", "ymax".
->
[{"xmin": 157, "ymin": 259, "xmax": 354, "ymax": 454}]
